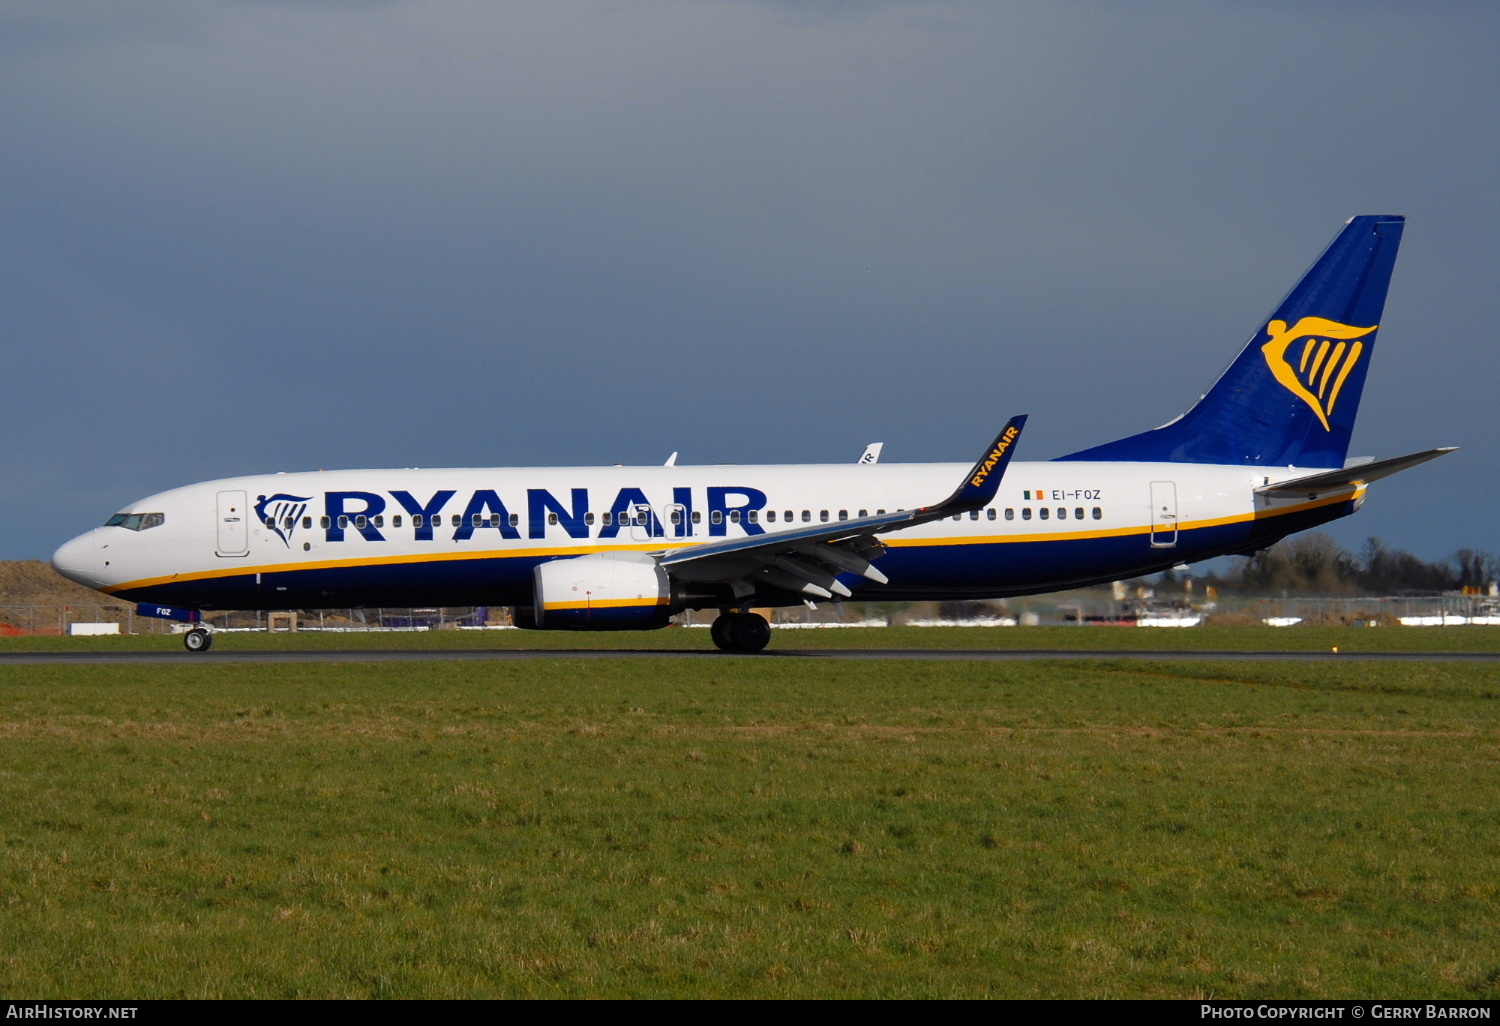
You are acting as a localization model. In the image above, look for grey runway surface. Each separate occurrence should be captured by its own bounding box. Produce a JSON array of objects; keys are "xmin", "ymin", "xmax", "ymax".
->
[{"xmin": 2, "ymin": 649, "xmax": 1498, "ymax": 665}]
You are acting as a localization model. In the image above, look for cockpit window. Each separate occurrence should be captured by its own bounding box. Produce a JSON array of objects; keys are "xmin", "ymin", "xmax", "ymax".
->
[{"xmin": 104, "ymin": 512, "xmax": 165, "ymax": 532}]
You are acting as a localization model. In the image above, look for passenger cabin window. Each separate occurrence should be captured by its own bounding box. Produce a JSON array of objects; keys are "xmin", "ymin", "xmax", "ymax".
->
[
  {"xmin": 1038, "ymin": 508, "xmax": 1049, "ymax": 520},
  {"xmin": 766, "ymin": 510, "xmax": 776, "ymax": 522},
  {"xmin": 692, "ymin": 511, "xmax": 702, "ymax": 524},
  {"xmin": 1056, "ymin": 508, "xmax": 1066, "ymax": 520},
  {"xmin": 747, "ymin": 510, "xmax": 758, "ymax": 524},
  {"xmin": 1021, "ymin": 508, "xmax": 1032, "ymax": 521},
  {"xmin": 548, "ymin": 513, "xmax": 559, "ymax": 525},
  {"xmin": 819, "ymin": 510, "xmax": 829, "ymax": 522},
  {"xmin": 601, "ymin": 512, "xmax": 613, "ymax": 526},
  {"xmin": 858, "ymin": 509, "xmax": 868, "ymax": 518},
  {"xmin": 969, "ymin": 510, "xmax": 979, "ymax": 520},
  {"xmin": 1092, "ymin": 507, "xmax": 1102, "ymax": 520},
  {"xmin": 1005, "ymin": 508, "xmax": 1014, "ymax": 520},
  {"xmin": 838, "ymin": 510, "xmax": 848, "ymax": 521},
  {"xmin": 339, "ymin": 516, "xmax": 350, "ymax": 529},
  {"xmin": 1074, "ymin": 507, "xmax": 1084, "ymax": 520},
  {"xmin": 321, "ymin": 516, "xmax": 331, "ymax": 529},
  {"xmin": 302, "ymin": 516, "xmax": 311, "ymax": 530},
  {"xmin": 413, "ymin": 514, "xmax": 424, "ymax": 528},
  {"xmin": 711, "ymin": 511, "xmax": 723, "ymax": 525},
  {"xmin": 356, "ymin": 515, "xmax": 369, "ymax": 529},
  {"xmin": 451, "ymin": 514, "xmax": 462, "ymax": 527},
  {"xmin": 784, "ymin": 511, "xmax": 793, "ymax": 522},
  {"xmin": 585, "ymin": 512, "xmax": 595, "ymax": 526},
  {"xmin": 729, "ymin": 510, "xmax": 741, "ymax": 524},
  {"xmin": 987, "ymin": 509, "xmax": 997, "ymax": 520},
  {"xmin": 801, "ymin": 511, "xmax": 811, "ymax": 523}
]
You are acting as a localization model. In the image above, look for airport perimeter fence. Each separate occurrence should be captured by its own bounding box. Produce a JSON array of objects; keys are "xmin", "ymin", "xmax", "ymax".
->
[
  {"xmin": 0, "ymin": 605, "xmax": 494, "ymax": 636},
  {"xmin": 1199, "ymin": 594, "xmax": 1500, "ymax": 626},
  {"xmin": 4, "ymin": 594, "xmax": 1500, "ymax": 636}
]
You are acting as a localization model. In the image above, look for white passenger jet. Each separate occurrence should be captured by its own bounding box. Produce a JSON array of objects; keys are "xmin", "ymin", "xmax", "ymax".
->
[{"xmin": 53, "ymin": 215, "xmax": 1452, "ymax": 652}]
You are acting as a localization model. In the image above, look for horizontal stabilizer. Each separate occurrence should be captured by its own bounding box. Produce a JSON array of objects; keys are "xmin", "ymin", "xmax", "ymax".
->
[{"xmin": 1256, "ymin": 447, "xmax": 1456, "ymax": 498}]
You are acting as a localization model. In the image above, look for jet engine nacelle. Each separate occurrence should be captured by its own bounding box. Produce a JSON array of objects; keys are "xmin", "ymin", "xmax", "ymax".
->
[{"xmin": 532, "ymin": 551, "xmax": 674, "ymax": 630}]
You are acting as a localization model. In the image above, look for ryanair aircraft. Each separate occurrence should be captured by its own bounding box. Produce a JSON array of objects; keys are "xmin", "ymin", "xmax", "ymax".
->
[{"xmin": 53, "ymin": 215, "xmax": 1452, "ymax": 652}]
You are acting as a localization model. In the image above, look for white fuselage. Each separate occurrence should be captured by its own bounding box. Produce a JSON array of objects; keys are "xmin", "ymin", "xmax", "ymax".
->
[{"xmin": 52, "ymin": 459, "xmax": 1361, "ymax": 611}]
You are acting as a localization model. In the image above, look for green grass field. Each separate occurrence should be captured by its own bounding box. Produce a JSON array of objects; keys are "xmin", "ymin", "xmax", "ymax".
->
[
  {"xmin": 1, "ymin": 654, "xmax": 1498, "ymax": 997},
  {"xmin": 6, "ymin": 623, "xmax": 1500, "ymax": 653}
]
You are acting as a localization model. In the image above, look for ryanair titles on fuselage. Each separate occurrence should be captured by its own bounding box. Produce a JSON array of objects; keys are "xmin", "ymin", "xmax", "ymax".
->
[{"xmin": 299, "ymin": 485, "xmax": 772, "ymax": 545}]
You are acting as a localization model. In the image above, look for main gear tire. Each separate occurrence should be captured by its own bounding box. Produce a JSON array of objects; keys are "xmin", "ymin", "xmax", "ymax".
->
[
  {"xmin": 710, "ymin": 613, "xmax": 771, "ymax": 653},
  {"xmin": 732, "ymin": 613, "xmax": 771, "ymax": 652},
  {"xmin": 710, "ymin": 614, "xmax": 734, "ymax": 651}
]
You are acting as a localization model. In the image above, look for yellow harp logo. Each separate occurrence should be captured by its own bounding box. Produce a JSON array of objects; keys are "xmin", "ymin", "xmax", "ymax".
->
[{"xmin": 1260, "ymin": 317, "xmax": 1376, "ymax": 431}]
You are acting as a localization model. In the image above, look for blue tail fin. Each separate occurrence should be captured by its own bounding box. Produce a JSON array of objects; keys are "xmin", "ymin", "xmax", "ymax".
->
[{"xmin": 1057, "ymin": 215, "xmax": 1405, "ymax": 468}]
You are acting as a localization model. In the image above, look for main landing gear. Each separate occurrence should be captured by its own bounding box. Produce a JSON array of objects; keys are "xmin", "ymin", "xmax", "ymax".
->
[
  {"xmin": 183, "ymin": 627, "xmax": 214, "ymax": 653},
  {"xmin": 710, "ymin": 612, "xmax": 772, "ymax": 653}
]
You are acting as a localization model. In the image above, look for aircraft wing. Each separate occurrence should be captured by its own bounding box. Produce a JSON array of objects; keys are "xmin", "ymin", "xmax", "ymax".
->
[
  {"xmin": 661, "ymin": 416, "xmax": 1026, "ymax": 599},
  {"xmin": 1255, "ymin": 447, "xmax": 1456, "ymax": 499}
]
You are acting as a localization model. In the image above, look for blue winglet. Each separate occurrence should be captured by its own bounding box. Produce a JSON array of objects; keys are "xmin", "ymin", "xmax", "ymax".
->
[{"xmin": 933, "ymin": 415, "xmax": 1027, "ymax": 513}]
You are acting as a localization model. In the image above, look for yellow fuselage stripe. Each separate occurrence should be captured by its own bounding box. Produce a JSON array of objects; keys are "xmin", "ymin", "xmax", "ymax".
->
[{"xmin": 886, "ymin": 489, "xmax": 1358, "ymax": 548}]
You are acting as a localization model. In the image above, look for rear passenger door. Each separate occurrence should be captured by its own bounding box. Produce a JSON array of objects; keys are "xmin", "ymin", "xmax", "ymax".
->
[{"xmin": 1149, "ymin": 481, "xmax": 1178, "ymax": 548}]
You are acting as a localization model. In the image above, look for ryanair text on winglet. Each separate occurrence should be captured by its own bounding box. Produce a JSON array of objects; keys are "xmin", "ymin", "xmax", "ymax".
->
[{"xmin": 970, "ymin": 426, "xmax": 1020, "ymax": 488}]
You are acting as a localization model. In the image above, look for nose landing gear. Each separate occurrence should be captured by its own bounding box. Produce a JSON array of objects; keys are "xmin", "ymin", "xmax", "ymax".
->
[
  {"xmin": 710, "ymin": 612, "xmax": 772, "ymax": 653},
  {"xmin": 134, "ymin": 604, "xmax": 214, "ymax": 653}
]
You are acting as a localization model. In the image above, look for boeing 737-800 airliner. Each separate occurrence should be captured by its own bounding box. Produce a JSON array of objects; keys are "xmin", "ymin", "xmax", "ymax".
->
[{"xmin": 52, "ymin": 215, "xmax": 1452, "ymax": 652}]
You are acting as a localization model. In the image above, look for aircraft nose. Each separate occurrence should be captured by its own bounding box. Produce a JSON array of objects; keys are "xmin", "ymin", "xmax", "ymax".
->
[{"xmin": 51, "ymin": 532, "xmax": 103, "ymax": 587}]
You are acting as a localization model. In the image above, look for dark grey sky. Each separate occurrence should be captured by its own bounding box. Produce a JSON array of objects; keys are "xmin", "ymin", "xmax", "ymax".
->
[{"xmin": 3, "ymin": 0, "xmax": 1496, "ymax": 562}]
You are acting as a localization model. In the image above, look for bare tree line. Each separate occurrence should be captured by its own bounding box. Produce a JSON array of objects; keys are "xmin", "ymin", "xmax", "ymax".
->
[{"xmin": 1200, "ymin": 534, "xmax": 1498, "ymax": 596}]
